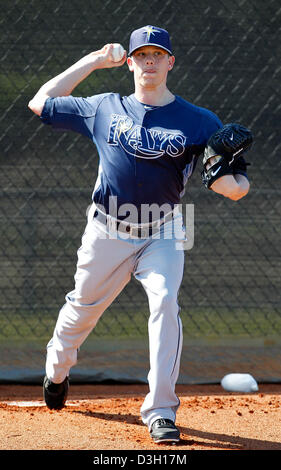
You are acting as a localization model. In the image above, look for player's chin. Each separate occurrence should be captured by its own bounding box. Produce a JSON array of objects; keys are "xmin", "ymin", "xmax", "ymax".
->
[{"xmin": 140, "ymin": 74, "xmax": 160, "ymax": 87}]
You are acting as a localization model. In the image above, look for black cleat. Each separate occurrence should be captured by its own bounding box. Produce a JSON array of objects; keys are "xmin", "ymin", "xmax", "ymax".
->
[
  {"xmin": 150, "ymin": 418, "xmax": 180, "ymax": 444},
  {"xmin": 43, "ymin": 375, "xmax": 69, "ymax": 410}
]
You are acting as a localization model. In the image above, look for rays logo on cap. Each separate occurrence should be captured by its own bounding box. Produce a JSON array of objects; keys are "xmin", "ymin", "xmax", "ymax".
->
[{"xmin": 143, "ymin": 25, "xmax": 160, "ymax": 41}]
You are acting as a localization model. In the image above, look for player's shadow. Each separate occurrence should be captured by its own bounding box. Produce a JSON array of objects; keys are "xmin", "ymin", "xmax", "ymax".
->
[
  {"xmin": 72, "ymin": 408, "xmax": 281, "ymax": 450},
  {"xmin": 73, "ymin": 408, "xmax": 143, "ymax": 426},
  {"xmin": 178, "ymin": 425, "xmax": 281, "ymax": 450}
]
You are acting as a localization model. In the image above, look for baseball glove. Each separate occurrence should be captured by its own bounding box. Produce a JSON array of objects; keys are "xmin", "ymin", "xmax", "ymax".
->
[{"xmin": 201, "ymin": 123, "xmax": 253, "ymax": 189}]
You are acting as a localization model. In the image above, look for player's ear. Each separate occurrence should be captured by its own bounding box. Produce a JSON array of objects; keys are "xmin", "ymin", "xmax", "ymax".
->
[
  {"xmin": 168, "ymin": 55, "xmax": 175, "ymax": 71},
  {"xmin": 127, "ymin": 56, "xmax": 134, "ymax": 72}
]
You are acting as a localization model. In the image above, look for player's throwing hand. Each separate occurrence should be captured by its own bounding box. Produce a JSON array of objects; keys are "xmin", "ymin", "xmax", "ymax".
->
[{"xmin": 90, "ymin": 43, "xmax": 127, "ymax": 69}]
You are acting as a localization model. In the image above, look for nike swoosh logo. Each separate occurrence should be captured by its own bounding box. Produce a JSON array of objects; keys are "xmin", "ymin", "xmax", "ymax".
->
[
  {"xmin": 211, "ymin": 166, "xmax": 221, "ymax": 176},
  {"xmin": 230, "ymin": 133, "xmax": 234, "ymax": 140}
]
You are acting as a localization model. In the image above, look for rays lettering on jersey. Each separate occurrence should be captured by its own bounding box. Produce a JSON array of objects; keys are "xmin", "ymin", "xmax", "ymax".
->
[{"xmin": 107, "ymin": 114, "xmax": 186, "ymax": 159}]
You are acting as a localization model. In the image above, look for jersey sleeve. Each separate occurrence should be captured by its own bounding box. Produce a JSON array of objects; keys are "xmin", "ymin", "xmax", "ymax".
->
[
  {"xmin": 40, "ymin": 94, "xmax": 109, "ymax": 138},
  {"xmin": 200, "ymin": 109, "xmax": 223, "ymax": 145}
]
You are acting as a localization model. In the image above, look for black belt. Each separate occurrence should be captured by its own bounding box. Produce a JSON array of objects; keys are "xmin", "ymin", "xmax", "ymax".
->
[{"xmin": 93, "ymin": 209, "xmax": 174, "ymax": 238}]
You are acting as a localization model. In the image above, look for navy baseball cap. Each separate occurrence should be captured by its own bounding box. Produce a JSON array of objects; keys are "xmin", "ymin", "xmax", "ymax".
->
[{"xmin": 128, "ymin": 25, "xmax": 173, "ymax": 56}]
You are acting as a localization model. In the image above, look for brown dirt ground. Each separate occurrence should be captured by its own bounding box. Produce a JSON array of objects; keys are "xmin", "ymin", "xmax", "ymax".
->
[{"xmin": 0, "ymin": 383, "xmax": 280, "ymax": 451}]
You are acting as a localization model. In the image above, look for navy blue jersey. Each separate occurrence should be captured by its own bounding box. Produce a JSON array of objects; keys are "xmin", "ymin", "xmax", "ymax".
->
[{"xmin": 41, "ymin": 93, "xmax": 222, "ymax": 220}]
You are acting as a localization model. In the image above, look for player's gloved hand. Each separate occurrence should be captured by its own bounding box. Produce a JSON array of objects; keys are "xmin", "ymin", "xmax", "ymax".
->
[
  {"xmin": 201, "ymin": 123, "xmax": 253, "ymax": 189},
  {"xmin": 231, "ymin": 155, "xmax": 251, "ymax": 176}
]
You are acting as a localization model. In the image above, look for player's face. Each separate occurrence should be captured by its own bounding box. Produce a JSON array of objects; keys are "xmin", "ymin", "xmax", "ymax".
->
[{"xmin": 127, "ymin": 46, "xmax": 175, "ymax": 89}]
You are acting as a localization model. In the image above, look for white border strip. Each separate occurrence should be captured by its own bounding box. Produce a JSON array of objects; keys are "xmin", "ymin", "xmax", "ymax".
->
[{"xmin": 1, "ymin": 400, "xmax": 88, "ymax": 407}]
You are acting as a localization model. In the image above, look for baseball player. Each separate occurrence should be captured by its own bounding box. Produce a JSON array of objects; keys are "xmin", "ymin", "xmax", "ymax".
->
[{"xmin": 28, "ymin": 25, "xmax": 252, "ymax": 444}]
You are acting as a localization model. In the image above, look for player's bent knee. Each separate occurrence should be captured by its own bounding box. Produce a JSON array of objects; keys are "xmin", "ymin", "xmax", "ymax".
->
[{"xmin": 151, "ymin": 292, "xmax": 180, "ymax": 317}]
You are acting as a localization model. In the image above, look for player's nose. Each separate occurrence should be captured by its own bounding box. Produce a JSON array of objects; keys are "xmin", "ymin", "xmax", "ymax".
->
[{"xmin": 145, "ymin": 54, "xmax": 155, "ymax": 64}]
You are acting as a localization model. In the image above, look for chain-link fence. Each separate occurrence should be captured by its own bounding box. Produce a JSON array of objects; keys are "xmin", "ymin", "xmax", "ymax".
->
[{"xmin": 0, "ymin": 0, "xmax": 280, "ymax": 383}]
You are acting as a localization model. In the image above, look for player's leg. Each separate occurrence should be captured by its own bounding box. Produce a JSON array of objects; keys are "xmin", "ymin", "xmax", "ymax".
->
[
  {"xmin": 45, "ymin": 207, "xmax": 136, "ymax": 385},
  {"xmin": 133, "ymin": 234, "xmax": 185, "ymax": 435}
]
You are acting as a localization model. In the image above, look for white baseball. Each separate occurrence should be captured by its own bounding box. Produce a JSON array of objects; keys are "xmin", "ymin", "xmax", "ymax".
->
[{"xmin": 111, "ymin": 43, "xmax": 125, "ymax": 62}]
